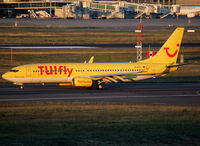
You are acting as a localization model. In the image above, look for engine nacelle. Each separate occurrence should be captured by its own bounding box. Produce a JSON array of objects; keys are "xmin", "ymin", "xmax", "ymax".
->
[
  {"xmin": 168, "ymin": 66, "xmax": 178, "ymax": 73},
  {"xmin": 187, "ymin": 12, "xmax": 196, "ymax": 18},
  {"xmin": 72, "ymin": 77, "xmax": 93, "ymax": 87}
]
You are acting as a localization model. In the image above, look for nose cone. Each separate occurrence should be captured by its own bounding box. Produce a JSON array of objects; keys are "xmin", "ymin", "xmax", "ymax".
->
[{"xmin": 2, "ymin": 72, "xmax": 9, "ymax": 80}]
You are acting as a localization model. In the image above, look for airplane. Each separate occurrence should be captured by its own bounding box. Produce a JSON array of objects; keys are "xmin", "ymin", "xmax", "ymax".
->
[{"xmin": 2, "ymin": 27, "xmax": 184, "ymax": 89}]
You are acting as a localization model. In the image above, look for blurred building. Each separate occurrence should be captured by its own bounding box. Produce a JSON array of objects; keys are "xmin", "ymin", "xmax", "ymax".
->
[
  {"xmin": 0, "ymin": 0, "xmax": 199, "ymax": 18},
  {"xmin": 129, "ymin": 0, "xmax": 200, "ymax": 5},
  {"xmin": 0, "ymin": 0, "xmax": 70, "ymax": 18},
  {"xmin": 176, "ymin": 0, "xmax": 200, "ymax": 6}
]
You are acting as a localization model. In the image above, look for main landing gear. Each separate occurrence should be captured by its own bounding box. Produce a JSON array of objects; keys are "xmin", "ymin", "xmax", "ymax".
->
[
  {"xmin": 20, "ymin": 84, "xmax": 24, "ymax": 89},
  {"xmin": 96, "ymin": 84, "xmax": 103, "ymax": 89},
  {"xmin": 95, "ymin": 80, "xmax": 103, "ymax": 89}
]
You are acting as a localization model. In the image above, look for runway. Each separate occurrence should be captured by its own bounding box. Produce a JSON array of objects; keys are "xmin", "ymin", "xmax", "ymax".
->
[
  {"xmin": 0, "ymin": 83, "xmax": 199, "ymax": 105},
  {"xmin": 1, "ymin": 43, "xmax": 200, "ymax": 50}
]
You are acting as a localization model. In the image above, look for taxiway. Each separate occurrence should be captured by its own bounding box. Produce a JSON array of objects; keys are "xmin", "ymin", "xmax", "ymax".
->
[{"xmin": 0, "ymin": 18, "xmax": 200, "ymax": 31}]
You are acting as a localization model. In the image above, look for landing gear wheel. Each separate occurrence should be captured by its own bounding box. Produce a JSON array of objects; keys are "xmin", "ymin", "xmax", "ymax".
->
[
  {"xmin": 20, "ymin": 85, "xmax": 24, "ymax": 89},
  {"xmin": 96, "ymin": 84, "xmax": 103, "ymax": 89}
]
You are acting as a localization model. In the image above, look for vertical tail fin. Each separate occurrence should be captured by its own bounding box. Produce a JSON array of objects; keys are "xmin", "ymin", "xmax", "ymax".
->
[{"xmin": 140, "ymin": 27, "xmax": 184, "ymax": 64}]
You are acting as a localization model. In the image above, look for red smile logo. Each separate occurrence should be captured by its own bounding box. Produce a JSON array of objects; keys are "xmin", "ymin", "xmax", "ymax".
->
[
  {"xmin": 164, "ymin": 48, "xmax": 178, "ymax": 57},
  {"xmin": 164, "ymin": 44, "xmax": 179, "ymax": 58}
]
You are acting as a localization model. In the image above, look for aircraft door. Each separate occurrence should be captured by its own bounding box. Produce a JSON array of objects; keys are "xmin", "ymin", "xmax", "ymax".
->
[{"xmin": 26, "ymin": 67, "xmax": 32, "ymax": 78}]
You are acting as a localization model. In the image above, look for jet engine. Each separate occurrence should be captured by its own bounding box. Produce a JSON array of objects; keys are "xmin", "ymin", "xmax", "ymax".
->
[
  {"xmin": 187, "ymin": 12, "xmax": 196, "ymax": 18},
  {"xmin": 168, "ymin": 66, "xmax": 178, "ymax": 73},
  {"xmin": 72, "ymin": 77, "xmax": 93, "ymax": 87}
]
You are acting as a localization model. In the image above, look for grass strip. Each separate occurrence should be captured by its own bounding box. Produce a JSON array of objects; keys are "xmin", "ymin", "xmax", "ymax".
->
[
  {"xmin": 0, "ymin": 29, "xmax": 200, "ymax": 44},
  {"xmin": 0, "ymin": 102, "xmax": 200, "ymax": 145}
]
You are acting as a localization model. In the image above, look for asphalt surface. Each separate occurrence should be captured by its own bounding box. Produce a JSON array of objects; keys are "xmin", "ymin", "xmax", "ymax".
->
[
  {"xmin": 0, "ymin": 83, "xmax": 199, "ymax": 105},
  {"xmin": 0, "ymin": 18, "xmax": 200, "ymax": 31}
]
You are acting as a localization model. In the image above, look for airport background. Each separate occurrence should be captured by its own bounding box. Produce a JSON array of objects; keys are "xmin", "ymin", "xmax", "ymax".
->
[
  {"xmin": 0, "ymin": 0, "xmax": 200, "ymax": 18},
  {"xmin": 0, "ymin": 0, "xmax": 200, "ymax": 5},
  {"xmin": 131, "ymin": 0, "xmax": 199, "ymax": 5}
]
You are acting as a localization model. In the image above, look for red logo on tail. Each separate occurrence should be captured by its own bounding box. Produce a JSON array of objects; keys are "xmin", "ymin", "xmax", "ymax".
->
[{"xmin": 164, "ymin": 47, "xmax": 178, "ymax": 58}]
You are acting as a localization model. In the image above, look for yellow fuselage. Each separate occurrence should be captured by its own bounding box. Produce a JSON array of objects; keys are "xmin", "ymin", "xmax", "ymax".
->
[{"xmin": 2, "ymin": 62, "xmax": 170, "ymax": 85}]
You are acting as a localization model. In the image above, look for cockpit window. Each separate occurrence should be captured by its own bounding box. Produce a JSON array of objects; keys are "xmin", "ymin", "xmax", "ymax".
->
[{"xmin": 9, "ymin": 70, "xmax": 19, "ymax": 72}]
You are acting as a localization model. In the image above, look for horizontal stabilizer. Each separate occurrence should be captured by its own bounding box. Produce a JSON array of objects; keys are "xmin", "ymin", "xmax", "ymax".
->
[{"xmin": 167, "ymin": 63, "xmax": 188, "ymax": 68}]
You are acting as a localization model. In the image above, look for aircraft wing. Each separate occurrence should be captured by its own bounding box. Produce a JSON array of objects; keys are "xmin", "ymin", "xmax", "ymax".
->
[{"xmin": 88, "ymin": 71, "xmax": 140, "ymax": 83}]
